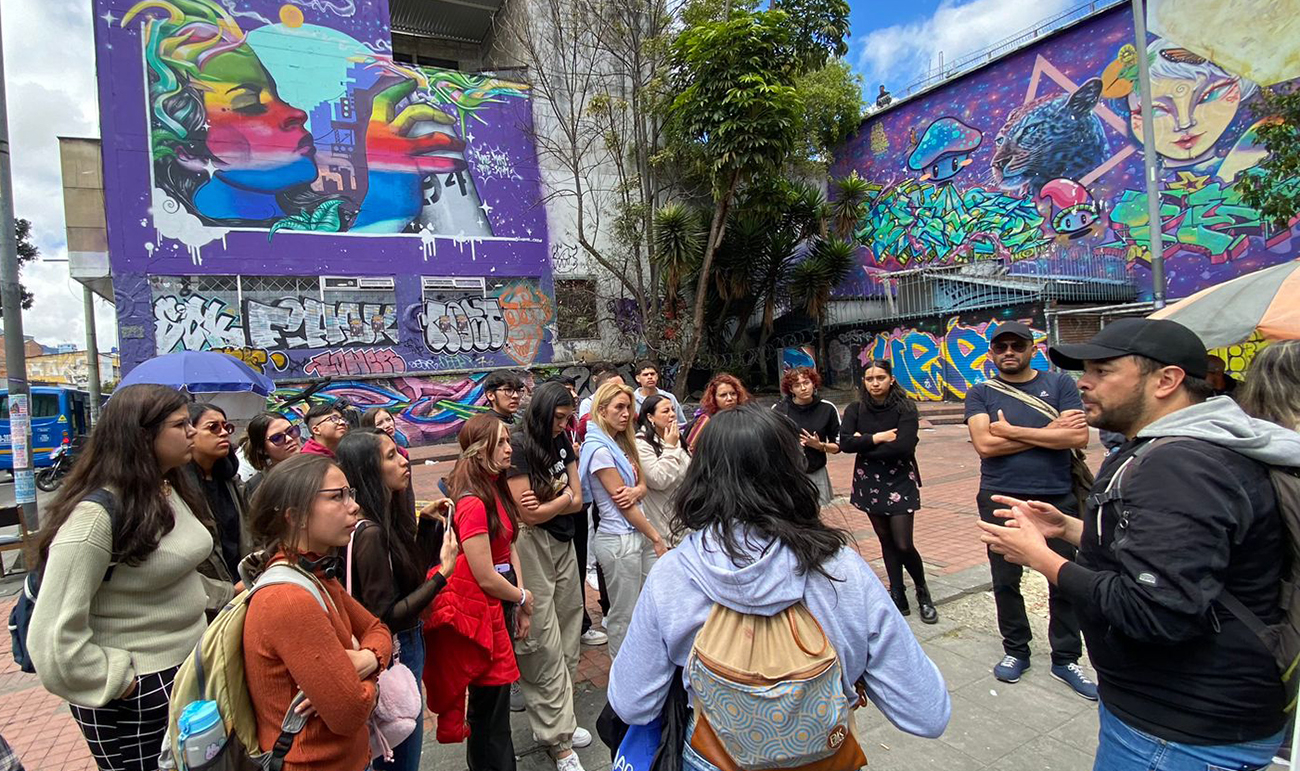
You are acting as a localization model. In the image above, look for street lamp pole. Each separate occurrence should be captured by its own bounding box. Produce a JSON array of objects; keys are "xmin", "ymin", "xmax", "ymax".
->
[{"xmin": 1131, "ymin": 0, "xmax": 1167, "ymax": 309}]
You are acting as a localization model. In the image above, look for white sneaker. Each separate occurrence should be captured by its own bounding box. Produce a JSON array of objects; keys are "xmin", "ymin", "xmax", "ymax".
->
[
  {"xmin": 556, "ymin": 752, "xmax": 586, "ymax": 771},
  {"xmin": 581, "ymin": 628, "xmax": 608, "ymax": 646},
  {"xmin": 586, "ymin": 569, "xmax": 599, "ymax": 590},
  {"xmin": 572, "ymin": 726, "xmax": 593, "ymax": 748},
  {"xmin": 510, "ymin": 681, "xmax": 525, "ymax": 712}
]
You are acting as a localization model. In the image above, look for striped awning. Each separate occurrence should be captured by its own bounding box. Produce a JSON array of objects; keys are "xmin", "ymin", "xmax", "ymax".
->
[{"xmin": 1149, "ymin": 258, "xmax": 1300, "ymax": 348}]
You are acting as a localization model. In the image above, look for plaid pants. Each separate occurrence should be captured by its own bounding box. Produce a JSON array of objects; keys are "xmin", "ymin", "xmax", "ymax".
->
[
  {"xmin": 0, "ymin": 732, "xmax": 24, "ymax": 771},
  {"xmin": 69, "ymin": 666, "xmax": 178, "ymax": 771}
]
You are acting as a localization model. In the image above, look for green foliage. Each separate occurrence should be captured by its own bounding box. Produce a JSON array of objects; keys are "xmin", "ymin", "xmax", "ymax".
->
[
  {"xmin": 1238, "ymin": 85, "xmax": 1300, "ymax": 228},
  {"xmin": 653, "ymin": 202, "xmax": 706, "ymax": 302},
  {"xmin": 267, "ymin": 199, "xmax": 345, "ymax": 240},
  {"xmin": 829, "ymin": 172, "xmax": 873, "ymax": 240},
  {"xmin": 789, "ymin": 236, "xmax": 856, "ymax": 321},
  {"xmin": 792, "ymin": 61, "xmax": 865, "ymax": 171},
  {"xmin": 773, "ymin": 0, "xmax": 850, "ymax": 70},
  {"xmin": 9, "ymin": 219, "xmax": 37, "ymax": 312}
]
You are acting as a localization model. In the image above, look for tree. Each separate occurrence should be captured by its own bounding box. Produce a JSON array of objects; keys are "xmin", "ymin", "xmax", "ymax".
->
[
  {"xmin": 7, "ymin": 219, "xmax": 37, "ymax": 313},
  {"xmin": 829, "ymin": 172, "xmax": 873, "ymax": 239},
  {"xmin": 788, "ymin": 236, "xmax": 856, "ymax": 370},
  {"xmin": 791, "ymin": 60, "xmax": 865, "ymax": 174},
  {"xmin": 1238, "ymin": 85, "xmax": 1300, "ymax": 227},
  {"xmin": 772, "ymin": 0, "xmax": 851, "ymax": 70}
]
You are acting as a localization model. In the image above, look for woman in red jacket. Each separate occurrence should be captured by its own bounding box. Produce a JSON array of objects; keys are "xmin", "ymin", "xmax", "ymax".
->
[
  {"xmin": 244, "ymin": 453, "xmax": 394, "ymax": 771},
  {"xmin": 426, "ymin": 413, "xmax": 531, "ymax": 771}
]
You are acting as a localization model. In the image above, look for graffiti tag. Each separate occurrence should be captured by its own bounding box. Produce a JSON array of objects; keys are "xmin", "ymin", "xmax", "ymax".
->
[
  {"xmin": 418, "ymin": 298, "xmax": 507, "ymax": 355},
  {"xmin": 496, "ymin": 282, "xmax": 554, "ymax": 365},
  {"xmin": 154, "ymin": 295, "xmax": 245, "ymax": 353},
  {"xmin": 303, "ymin": 348, "xmax": 408, "ymax": 377},
  {"xmin": 245, "ymin": 298, "xmax": 398, "ymax": 350}
]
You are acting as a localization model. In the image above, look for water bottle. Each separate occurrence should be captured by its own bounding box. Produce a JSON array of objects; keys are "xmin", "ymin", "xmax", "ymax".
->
[{"xmin": 177, "ymin": 700, "xmax": 226, "ymax": 769}]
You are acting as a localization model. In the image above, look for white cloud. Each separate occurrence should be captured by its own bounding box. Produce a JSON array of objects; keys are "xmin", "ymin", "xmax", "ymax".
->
[
  {"xmin": 854, "ymin": 0, "xmax": 1075, "ymax": 96},
  {"xmin": 2, "ymin": 0, "xmax": 117, "ymax": 350}
]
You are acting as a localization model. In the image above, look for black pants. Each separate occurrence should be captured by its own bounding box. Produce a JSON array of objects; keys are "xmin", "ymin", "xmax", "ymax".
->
[
  {"xmin": 467, "ymin": 683, "xmax": 516, "ymax": 771},
  {"xmin": 69, "ymin": 666, "xmax": 177, "ymax": 771},
  {"xmin": 575, "ymin": 503, "xmax": 611, "ymax": 632},
  {"xmin": 977, "ymin": 489, "xmax": 1083, "ymax": 666}
]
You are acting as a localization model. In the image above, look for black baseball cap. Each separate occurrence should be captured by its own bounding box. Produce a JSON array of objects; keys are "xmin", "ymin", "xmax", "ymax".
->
[
  {"xmin": 986, "ymin": 321, "xmax": 1035, "ymax": 342},
  {"xmin": 1048, "ymin": 318, "xmax": 1208, "ymax": 379}
]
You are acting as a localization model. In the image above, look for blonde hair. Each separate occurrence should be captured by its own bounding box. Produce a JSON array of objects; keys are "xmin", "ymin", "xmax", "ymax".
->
[
  {"xmin": 1239, "ymin": 341, "xmax": 1300, "ymax": 431},
  {"xmin": 589, "ymin": 381, "xmax": 642, "ymax": 475}
]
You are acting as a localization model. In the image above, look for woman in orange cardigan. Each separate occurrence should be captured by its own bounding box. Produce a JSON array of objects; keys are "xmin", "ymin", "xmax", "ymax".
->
[{"xmin": 244, "ymin": 453, "xmax": 393, "ymax": 771}]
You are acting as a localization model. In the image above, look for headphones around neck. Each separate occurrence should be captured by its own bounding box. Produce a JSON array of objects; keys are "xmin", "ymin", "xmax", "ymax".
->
[{"xmin": 298, "ymin": 552, "xmax": 344, "ymax": 580}]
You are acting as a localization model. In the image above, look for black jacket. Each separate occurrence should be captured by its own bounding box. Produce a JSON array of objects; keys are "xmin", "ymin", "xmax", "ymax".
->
[{"xmin": 1057, "ymin": 437, "xmax": 1285, "ymax": 744}]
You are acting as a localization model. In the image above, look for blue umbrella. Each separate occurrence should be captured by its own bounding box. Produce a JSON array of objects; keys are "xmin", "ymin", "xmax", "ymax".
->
[{"xmin": 118, "ymin": 351, "xmax": 276, "ymax": 396}]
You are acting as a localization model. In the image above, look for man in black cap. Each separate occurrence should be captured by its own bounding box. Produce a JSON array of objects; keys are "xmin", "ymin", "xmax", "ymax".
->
[
  {"xmin": 964, "ymin": 320, "xmax": 1095, "ymax": 698},
  {"xmin": 979, "ymin": 318, "xmax": 1300, "ymax": 768}
]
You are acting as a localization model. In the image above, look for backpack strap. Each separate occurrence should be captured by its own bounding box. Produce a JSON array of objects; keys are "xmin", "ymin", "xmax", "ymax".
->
[
  {"xmin": 982, "ymin": 379, "xmax": 1061, "ymax": 421},
  {"xmin": 82, "ymin": 489, "xmax": 119, "ymax": 582}
]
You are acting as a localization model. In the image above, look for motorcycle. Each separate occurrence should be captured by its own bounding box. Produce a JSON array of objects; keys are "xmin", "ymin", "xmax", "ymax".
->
[{"xmin": 35, "ymin": 440, "xmax": 74, "ymax": 492}]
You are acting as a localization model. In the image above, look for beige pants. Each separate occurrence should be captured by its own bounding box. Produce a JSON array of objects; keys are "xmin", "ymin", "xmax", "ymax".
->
[
  {"xmin": 513, "ymin": 524, "xmax": 583, "ymax": 754},
  {"xmin": 592, "ymin": 530, "xmax": 658, "ymax": 660}
]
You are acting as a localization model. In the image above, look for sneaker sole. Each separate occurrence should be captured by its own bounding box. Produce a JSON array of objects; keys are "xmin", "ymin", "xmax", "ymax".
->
[{"xmin": 1050, "ymin": 670, "xmax": 1099, "ymax": 701}]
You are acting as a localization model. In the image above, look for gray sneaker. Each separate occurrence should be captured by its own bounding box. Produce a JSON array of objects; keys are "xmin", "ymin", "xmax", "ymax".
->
[{"xmin": 510, "ymin": 681, "xmax": 525, "ymax": 712}]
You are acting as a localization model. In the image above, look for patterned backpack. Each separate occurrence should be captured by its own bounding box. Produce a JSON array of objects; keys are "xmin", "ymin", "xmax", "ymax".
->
[{"xmin": 686, "ymin": 602, "xmax": 867, "ymax": 771}]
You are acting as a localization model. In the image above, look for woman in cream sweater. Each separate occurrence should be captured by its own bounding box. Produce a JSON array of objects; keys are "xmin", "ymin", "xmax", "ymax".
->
[
  {"xmin": 634, "ymin": 394, "xmax": 691, "ymax": 548},
  {"xmin": 30, "ymin": 384, "xmax": 228, "ymax": 771}
]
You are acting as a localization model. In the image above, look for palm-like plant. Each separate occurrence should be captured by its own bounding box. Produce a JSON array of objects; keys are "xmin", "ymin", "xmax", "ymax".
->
[
  {"xmin": 829, "ymin": 172, "xmax": 873, "ymax": 240},
  {"xmin": 789, "ymin": 236, "xmax": 858, "ymax": 367},
  {"xmin": 653, "ymin": 202, "xmax": 705, "ymax": 312}
]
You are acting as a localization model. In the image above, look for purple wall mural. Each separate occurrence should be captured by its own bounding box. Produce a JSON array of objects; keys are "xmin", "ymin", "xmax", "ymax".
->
[
  {"xmin": 94, "ymin": 0, "xmax": 555, "ymax": 384},
  {"xmin": 831, "ymin": 4, "xmax": 1300, "ymax": 302}
]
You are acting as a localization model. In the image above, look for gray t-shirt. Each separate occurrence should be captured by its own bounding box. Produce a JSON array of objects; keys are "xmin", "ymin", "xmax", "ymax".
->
[{"xmin": 589, "ymin": 446, "xmax": 636, "ymax": 535}]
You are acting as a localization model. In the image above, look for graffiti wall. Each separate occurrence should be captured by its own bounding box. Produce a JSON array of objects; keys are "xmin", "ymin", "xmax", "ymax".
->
[
  {"xmin": 95, "ymin": 0, "xmax": 555, "ymax": 382},
  {"xmin": 828, "ymin": 306, "xmax": 1048, "ymax": 401},
  {"xmin": 832, "ymin": 5, "xmax": 1300, "ymax": 301},
  {"xmin": 27, "ymin": 353, "xmax": 121, "ymax": 389}
]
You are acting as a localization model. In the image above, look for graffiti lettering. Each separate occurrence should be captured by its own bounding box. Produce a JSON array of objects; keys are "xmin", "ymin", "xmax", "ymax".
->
[
  {"xmin": 418, "ymin": 298, "xmax": 507, "ymax": 355},
  {"xmin": 1107, "ymin": 182, "xmax": 1281, "ymax": 265},
  {"xmin": 496, "ymin": 282, "xmax": 554, "ymax": 365},
  {"xmin": 303, "ymin": 348, "xmax": 408, "ymax": 377},
  {"xmin": 275, "ymin": 373, "xmax": 489, "ymax": 444},
  {"xmin": 154, "ymin": 295, "xmax": 246, "ymax": 353},
  {"xmin": 213, "ymin": 346, "xmax": 290, "ymax": 373},
  {"xmin": 245, "ymin": 298, "xmax": 398, "ymax": 350}
]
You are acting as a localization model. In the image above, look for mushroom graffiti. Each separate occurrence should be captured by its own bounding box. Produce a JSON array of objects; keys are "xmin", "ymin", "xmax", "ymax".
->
[
  {"xmin": 1039, "ymin": 178, "xmax": 1103, "ymax": 239},
  {"xmin": 907, "ymin": 117, "xmax": 983, "ymax": 183}
]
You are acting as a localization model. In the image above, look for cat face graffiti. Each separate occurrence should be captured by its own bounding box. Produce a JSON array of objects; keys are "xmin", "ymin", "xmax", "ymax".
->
[{"xmin": 991, "ymin": 79, "xmax": 1108, "ymax": 196}]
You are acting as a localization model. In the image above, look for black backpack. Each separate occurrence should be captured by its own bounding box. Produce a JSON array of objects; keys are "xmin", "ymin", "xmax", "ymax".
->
[
  {"xmin": 1092, "ymin": 437, "xmax": 1300, "ymax": 711},
  {"xmin": 8, "ymin": 489, "xmax": 118, "ymax": 674}
]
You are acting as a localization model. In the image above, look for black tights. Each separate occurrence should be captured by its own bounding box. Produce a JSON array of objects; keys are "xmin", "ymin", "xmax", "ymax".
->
[{"xmin": 867, "ymin": 512, "xmax": 927, "ymax": 593}]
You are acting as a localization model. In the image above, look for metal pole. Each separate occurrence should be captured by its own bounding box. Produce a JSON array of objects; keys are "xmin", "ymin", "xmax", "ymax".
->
[
  {"xmin": 1131, "ymin": 0, "xmax": 1167, "ymax": 309},
  {"xmin": 83, "ymin": 286, "xmax": 101, "ymax": 427},
  {"xmin": 0, "ymin": 8, "xmax": 39, "ymax": 528}
]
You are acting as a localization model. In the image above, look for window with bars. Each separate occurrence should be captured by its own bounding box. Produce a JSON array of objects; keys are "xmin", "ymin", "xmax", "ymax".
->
[{"xmin": 554, "ymin": 279, "xmax": 599, "ymax": 340}]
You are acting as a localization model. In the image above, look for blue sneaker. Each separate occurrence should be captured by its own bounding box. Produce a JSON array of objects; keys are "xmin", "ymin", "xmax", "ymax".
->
[
  {"xmin": 993, "ymin": 654, "xmax": 1029, "ymax": 683},
  {"xmin": 1051, "ymin": 663, "xmax": 1099, "ymax": 701}
]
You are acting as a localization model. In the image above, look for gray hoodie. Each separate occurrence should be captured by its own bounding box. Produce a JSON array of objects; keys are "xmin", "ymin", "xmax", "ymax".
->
[
  {"xmin": 606, "ymin": 526, "xmax": 951, "ymax": 739},
  {"xmin": 1137, "ymin": 395, "xmax": 1300, "ymax": 463}
]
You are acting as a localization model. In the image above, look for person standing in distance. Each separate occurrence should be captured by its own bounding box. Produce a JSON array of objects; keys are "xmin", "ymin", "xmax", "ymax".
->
[
  {"xmin": 963, "ymin": 321, "xmax": 1096, "ymax": 699},
  {"xmin": 632, "ymin": 361, "xmax": 686, "ymax": 427},
  {"xmin": 484, "ymin": 371, "xmax": 526, "ymax": 425}
]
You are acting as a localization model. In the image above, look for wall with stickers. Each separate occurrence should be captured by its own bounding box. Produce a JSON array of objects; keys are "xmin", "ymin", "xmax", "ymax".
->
[
  {"xmin": 95, "ymin": 0, "xmax": 557, "ymax": 398},
  {"xmin": 831, "ymin": 4, "xmax": 1300, "ymax": 302}
]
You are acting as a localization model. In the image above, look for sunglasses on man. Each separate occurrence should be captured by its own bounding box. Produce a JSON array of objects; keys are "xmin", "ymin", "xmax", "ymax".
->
[{"xmin": 990, "ymin": 340, "xmax": 1031, "ymax": 353}]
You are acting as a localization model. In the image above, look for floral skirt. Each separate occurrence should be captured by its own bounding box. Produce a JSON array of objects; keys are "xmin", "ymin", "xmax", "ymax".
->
[{"xmin": 849, "ymin": 456, "xmax": 920, "ymax": 517}]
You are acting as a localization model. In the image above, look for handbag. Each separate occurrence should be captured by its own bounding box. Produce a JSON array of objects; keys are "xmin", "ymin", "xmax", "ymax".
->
[
  {"xmin": 982, "ymin": 379, "xmax": 1096, "ymax": 512},
  {"xmin": 345, "ymin": 523, "xmax": 423, "ymax": 760}
]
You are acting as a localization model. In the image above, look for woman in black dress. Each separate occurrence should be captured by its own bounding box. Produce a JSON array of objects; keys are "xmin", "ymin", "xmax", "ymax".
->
[{"xmin": 839, "ymin": 359, "xmax": 937, "ymax": 623}]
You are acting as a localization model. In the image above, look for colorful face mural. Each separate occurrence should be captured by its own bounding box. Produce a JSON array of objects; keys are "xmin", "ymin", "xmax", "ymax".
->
[
  {"xmin": 832, "ymin": 5, "xmax": 1300, "ymax": 301},
  {"xmin": 98, "ymin": 0, "xmax": 557, "ymax": 402}
]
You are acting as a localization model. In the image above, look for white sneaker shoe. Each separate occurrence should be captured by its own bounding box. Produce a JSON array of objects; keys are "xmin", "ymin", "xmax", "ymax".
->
[
  {"xmin": 586, "ymin": 569, "xmax": 599, "ymax": 590},
  {"xmin": 580, "ymin": 628, "xmax": 608, "ymax": 646},
  {"xmin": 572, "ymin": 726, "xmax": 593, "ymax": 748},
  {"xmin": 556, "ymin": 752, "xmax": 586, "ymax": 771},
  {"xmin": 510, "ymin": 681, "xmax": 525, "ymax": 712}
]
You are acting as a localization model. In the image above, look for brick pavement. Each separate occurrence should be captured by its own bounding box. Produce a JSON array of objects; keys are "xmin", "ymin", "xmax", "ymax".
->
[{"xmin": 0, "ymin": 423, "xmax": 1105, "ymax": 771}]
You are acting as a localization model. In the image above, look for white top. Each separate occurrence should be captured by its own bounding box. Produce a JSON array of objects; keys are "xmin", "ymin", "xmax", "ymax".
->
[{"xmin": 586, "ymin": 446, "xmax": 637, "ymax": 535}]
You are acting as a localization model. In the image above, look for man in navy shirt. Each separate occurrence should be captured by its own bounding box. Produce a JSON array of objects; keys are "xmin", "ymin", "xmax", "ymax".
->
[{"xmin": 964, "ymin": 321, "xmax": 1095, "ymax": 699}]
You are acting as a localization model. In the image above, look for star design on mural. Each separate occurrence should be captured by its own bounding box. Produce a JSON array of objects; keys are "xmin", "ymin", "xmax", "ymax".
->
[
  {"xmin": 1168, "ymin": 171, "xmax": 1211, "ymax": 192},
  {"xmin": 101, "ymin": 10, "xmax": 118, "ymax": 24},
  {"xmin": 202, "ymin": 159, "xmax": 220, "ymax": 177},
  {"xmin": 467, "ymin": 131, "xmax": 476, "ymax": 143},
  {"xmin": 479, "ymin": 201, "xmax": 494, "ymax": 217}
]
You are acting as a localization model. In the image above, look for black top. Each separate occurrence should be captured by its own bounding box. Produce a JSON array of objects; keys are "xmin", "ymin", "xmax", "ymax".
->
[
  {"xmin": 196, "ymin": 455, "xmax": 244, "ymax": 578},
  {"xmin": 963, "ymin": 371, "xmax": 1083, "ymax": 495},
  {"xmin": 773, "ymin": 398, "xmax": 841, "ymax": 473},
  {"xmin": 839, "ymin": 398, "xmax": 921, "ymax": 515},
  {"xmin": 349, "ymin": 517, "xmax": 447, "ymax": 632},
  {"xmin": 508, "ymin": 433, "xmax": 579, "ymax": 541},
  {"xmin": 1057, "ymin": 438, "xmax": 1285, "ymax": 744}
]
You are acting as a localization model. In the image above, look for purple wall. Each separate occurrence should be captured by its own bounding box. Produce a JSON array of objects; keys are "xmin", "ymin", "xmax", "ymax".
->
[
  {"xmin": 832, "ymin": 5, "xmax": 1299, "ymax": 302},
  {"xmin": 95, "ymin": 0, "xmax": 554, "ymax": 380}
]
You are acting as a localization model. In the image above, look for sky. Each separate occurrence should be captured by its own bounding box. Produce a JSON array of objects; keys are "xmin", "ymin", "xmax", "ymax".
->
[{"xmin": 0, "ymin": 0, "xmax": 1084, "ymax": 349}]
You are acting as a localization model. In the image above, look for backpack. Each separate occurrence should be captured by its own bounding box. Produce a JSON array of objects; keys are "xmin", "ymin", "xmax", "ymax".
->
[
  {"xmin": 1093, "ymin": 436, "xmax": 1300, "ymax": 711},
  {"xmin": 160, "ymin": 562, "xmax": 331, "ymax": 771},
  {"xmin": 981, "ymin": 379, "xmax": 1096, "ymax": 512},
  {"xmin": 686, "ymin": 602, "xmax": 867, "ymax": 771},
  {"xmin": 9, "ymin": 489, "xmax": 118, "ymax": 674}
]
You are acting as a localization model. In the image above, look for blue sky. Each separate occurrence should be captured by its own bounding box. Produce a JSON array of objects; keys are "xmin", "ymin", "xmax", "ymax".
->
[{"xmin": 847, "ymin": 0, "xmax": 1081, "ymax": 99}]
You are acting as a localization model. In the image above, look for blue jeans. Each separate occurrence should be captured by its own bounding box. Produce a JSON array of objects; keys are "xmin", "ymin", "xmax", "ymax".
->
[
  {"xmin": 1094, "ymin": 702, "xmax": 1283, "ymax": 771},
  {"xmin": 374, "ymin": 627, "xmax": 426, "ymax": 771}
]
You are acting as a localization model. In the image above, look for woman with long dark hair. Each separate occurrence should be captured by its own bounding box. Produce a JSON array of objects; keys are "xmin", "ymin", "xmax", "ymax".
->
[
  {"xmin": 240, "ymin": 411, "xmax": 302, "ymax": 498},
  {"xmin": 773, "ymin": 367, "xmax": 841, "ymax": 506},
  {"xmin": 29, "ymin": 384, "xmax": 224, "ymax": 771},
  {"xmin": 685, "ymin": 373, "xmax": 751, "ymax": 452},
  {"xmin": 425, "ymin": 414, "xmax": 529, "ymax": 771},
  {"xmin": 362, "ymin": 407, "xmax": 410, "ymax": 449},
  {"xmin": 243, "ymin": 453, "xmax": 393, "ymax": 771},
  {"xmin": 505, "ymin": 382, "xmax": 591, "ymax": 770},
  {"xmin": 635, "ymin": 394, "xmax": 691, "ymax": 548},
  {"xmin": 839, "ymin": 360, "xmax": 936, "ymax": 623},
  {"xmin": 336, "ymin": 429, "xmax": 458, "ymax": 771},
  {"xmin": 184, "ymin": 402, "xmax": 250, "ymax": 589},
  {"xmin": 607, "ymin": 406, "xmax": 950, "ymax": 754}
]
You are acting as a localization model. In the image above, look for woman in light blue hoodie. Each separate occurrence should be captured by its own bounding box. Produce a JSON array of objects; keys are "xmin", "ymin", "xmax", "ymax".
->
[{"xmin": 608, "ymin": 405, "xmax": 951, "ymax": 754}]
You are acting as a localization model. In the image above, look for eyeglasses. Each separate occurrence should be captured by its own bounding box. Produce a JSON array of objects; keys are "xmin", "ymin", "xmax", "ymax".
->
[
  {"xmin": 317, "ymin": 486, "xmax": 357, "ymax": 503},
  {"xmin": 267, "ymin": 425, "xmax": 301, "ymax": 446},
  {"xmin": 493, "ymin": 387, "xmax": 522, "ymax": 396},
  {"xmin": 991, "ymin": 340, "xmax": 1031, "ymax": 353},
  {"xmin": 203, "ymin": 420, "xmax": 236, "ymax": 437}
]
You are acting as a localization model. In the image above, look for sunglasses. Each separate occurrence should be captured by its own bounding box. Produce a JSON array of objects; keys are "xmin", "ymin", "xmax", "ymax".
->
[
  {"xmin": 267, "ymin": 424, "xmax": 301, "ymax": 447},
  {"xmin": 317, "ymin": 486, "xmax": 358, "ymax": 503},
  {"xmin": 991, "ymin": 340, "xmax": 1031, "ymax": 353},
  {"xmin": 203, "ymin": 420, "xmax": 236, "ymax": 437}
]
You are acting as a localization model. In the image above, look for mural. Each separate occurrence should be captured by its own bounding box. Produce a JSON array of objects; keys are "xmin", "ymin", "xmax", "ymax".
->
[
  {"xmin": 95, "ymin": 0, "xmax": 556, "ymax": 390},
  {"xmin": 831, "ymin": 306, "xmax": 1049, "ymax": 401},
  {"xmin": 27, "ymin": 353, "xmax": 122, "ymax": 389},
  {"xmin": 832, "ymin": 4, "xmax": 1300, "ymax": 301}
]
